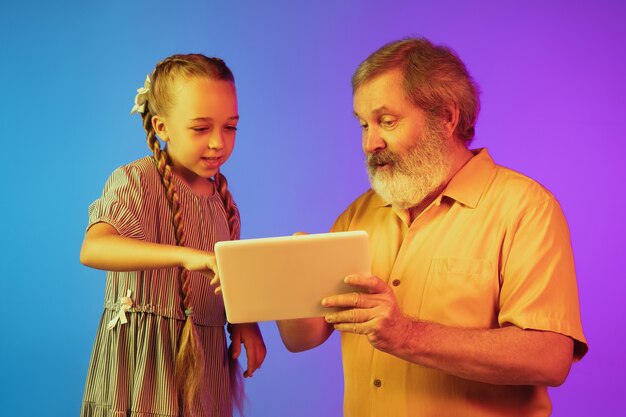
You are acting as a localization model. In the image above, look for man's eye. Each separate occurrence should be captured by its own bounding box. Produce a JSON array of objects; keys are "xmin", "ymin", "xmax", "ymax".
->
[
  {"xmin": 225, "ymin": 125, "xmax": 238, "ymax": 132},
  {"xmin": 381, "ymin": 119, "xmax": 397, "ymax": 128},
  {"xmin": 192, "ymin": 127, "xmax": 209, "ymax": 132},
  {"xmin": 360, "ymin": 123, "xmax": 368, "ymax": 130}
]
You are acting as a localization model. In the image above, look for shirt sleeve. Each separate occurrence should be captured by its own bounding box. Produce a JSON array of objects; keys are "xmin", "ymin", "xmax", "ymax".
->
[
  {"xmin": 330, "ymin": 191, "xmax": 375, "ymax": 233},
  {"xmin": 87, "ymin": 165, "xmax": 146, "ymax": 240},
  {"xmin": 330, "ymin": 208, "xmax": 351, "ymax": 233},
  {"xmin": 499, "ymin": 197, "xmax": 588, "ymax": 359}
]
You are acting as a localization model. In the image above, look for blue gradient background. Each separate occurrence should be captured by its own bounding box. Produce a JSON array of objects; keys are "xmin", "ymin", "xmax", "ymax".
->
[{"xmin": 1, "ymin": 1, "xmax": 624, "ymax": 416}]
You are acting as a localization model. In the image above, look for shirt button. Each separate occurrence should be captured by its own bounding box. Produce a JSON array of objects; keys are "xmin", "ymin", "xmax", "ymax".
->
[
  {"xmin": 373, "ymin": 379, "xmax": 382, "ymax": 388},
  {"xmin": 392, "ymin": 279, "xmax": 401, "ymax": 287}
]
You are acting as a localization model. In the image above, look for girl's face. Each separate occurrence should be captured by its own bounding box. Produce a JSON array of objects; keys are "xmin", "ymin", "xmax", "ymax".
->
[{"xmin": 153, "ymin": 76, "xmax": 238, "ymax": 194}]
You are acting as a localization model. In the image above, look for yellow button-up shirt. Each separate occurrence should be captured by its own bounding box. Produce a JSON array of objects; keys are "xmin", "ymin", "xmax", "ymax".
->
[{"xmin": 331, "ymin": 148, "xmax": 587, "ymax": 417}]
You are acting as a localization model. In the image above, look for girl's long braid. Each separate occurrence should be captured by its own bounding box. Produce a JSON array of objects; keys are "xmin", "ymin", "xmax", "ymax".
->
[{"xmin": 142, "ymin": 109, "xmax": 205, "ymax": 415}]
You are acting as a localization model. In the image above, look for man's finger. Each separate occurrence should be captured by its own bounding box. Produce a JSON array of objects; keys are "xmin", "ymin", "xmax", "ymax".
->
[
  {"xmin": 344, "ymin": 274, "xmax": 389, "ymax": 294},
  {"xmin": 322, "ymin": 292, "xmax": 378, "ymax": 309},
  {"xmin": 333, "ymin": 321, "xmax": 368, "ymax": 335},
  {"xmin": 324, "ymin": 308, "xmax": 372, "ymax": 324}
]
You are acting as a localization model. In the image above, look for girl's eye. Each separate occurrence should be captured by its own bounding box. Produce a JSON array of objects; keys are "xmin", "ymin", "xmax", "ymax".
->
[
  {"xmin": 192, "ymin": 127, "xmax": 210, "ymax": 132},
  {"xmin": 225, "ymin": 125, "xmax": 238, "ymax": 132},
  {"xmin": 359, "ymin": 122, "xmax": 368, "ymax": 131}
]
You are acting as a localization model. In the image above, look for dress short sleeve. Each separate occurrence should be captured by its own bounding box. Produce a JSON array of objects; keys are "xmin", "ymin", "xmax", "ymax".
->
[
  {"xmin": 499, "ymin": 197, "xmax": 588, "ymax": 359},
  {"xmin": 87, "ymin": 165, "xmax": 146, "ymax": 240}
]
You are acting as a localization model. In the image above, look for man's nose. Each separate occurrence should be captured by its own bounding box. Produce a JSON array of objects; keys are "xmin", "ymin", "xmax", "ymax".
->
[{"xmin": 363, "ymin": 127, "xmax": 386, "ymax": 154}]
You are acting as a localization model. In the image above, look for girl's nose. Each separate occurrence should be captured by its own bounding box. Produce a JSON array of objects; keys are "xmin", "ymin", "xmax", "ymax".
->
[{"xmin": 208, "ymin": 131, "xmax": 224, "ymax": 150}]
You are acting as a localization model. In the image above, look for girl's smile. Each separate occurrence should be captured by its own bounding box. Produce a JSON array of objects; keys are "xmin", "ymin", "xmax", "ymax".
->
[{"xmin": 201, "ymin": 156, "xmax": 224, "ymax": 170}]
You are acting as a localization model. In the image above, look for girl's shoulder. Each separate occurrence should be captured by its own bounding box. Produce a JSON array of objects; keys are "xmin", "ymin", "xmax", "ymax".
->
[
  {"xmin": 107, "ymin": 156, "xmax": 159, "ymax": 182},
  {"xmin": 101, "ymin": 156, "xmax": 160, "ymax": 193},
  {"xmin": 118, "ymin": 155, "xmax": 158, "ymax": 176}
]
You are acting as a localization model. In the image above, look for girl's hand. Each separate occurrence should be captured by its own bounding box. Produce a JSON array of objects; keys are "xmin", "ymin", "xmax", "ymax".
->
[
  {"xmin": 210, "ymin": 274, "xmax": 222, "ymax": 295},
  {"xmin": 181, "ymin": 248, "xmax": 218, "ymax": 278},
  {"xmin": 180, "ymin": 248, "xmax": 222, "ymax": 294},
  {"xmin": 228, "ymin": 323, "xmax": 267, "ymax": 378}
]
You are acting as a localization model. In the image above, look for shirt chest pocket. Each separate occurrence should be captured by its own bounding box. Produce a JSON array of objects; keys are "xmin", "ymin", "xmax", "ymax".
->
[{"xmin": 418, "ymin": 258, "xmax": 499, "ymax": 327}]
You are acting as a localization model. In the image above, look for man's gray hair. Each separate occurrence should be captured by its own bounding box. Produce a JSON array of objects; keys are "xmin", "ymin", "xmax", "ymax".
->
[{"xmin": 352, "ymin": 37, "xmax": 480, "ymax": 145}]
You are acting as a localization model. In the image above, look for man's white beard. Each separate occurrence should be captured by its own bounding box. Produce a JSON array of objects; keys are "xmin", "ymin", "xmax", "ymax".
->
[{"xmin": 367, "ymin": 124, "xmax": 451, "ymax": 210}]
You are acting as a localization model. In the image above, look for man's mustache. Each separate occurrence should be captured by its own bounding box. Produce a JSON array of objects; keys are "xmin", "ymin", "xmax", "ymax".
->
[{"xmin": 367, "ymin": 151, "xmax": 399, "ymax": 168}]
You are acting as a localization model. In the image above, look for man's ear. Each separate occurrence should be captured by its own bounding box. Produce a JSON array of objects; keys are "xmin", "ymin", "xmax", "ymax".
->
[
  {"xmin": 441, "ymin": 103, "xmax": 460, "ymax": 139},
  {"xmin": 152, "ymin": 115, "xmax": 169, "ymax": 142}
]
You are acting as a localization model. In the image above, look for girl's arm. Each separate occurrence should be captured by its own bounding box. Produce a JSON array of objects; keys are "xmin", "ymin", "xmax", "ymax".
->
[{"xmin": 80, "ymin": 222, "xmax": 216, "ymax": 274}]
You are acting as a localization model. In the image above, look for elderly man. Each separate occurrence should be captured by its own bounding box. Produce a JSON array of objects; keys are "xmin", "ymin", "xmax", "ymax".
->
[{"xmin": 277, "ymin": 37, "xmax": 587, "ymax": 417}]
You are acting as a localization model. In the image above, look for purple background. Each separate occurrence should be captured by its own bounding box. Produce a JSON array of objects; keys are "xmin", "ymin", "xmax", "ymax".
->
[{"xmin": 1, "ymin": 1, "xmax": 624, "ymax": 415}]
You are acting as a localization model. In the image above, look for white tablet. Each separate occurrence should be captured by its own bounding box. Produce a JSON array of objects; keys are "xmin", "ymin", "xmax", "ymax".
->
[{"xmin": 215, "ymin": 231, "xmax": 371, "ymax": 323}]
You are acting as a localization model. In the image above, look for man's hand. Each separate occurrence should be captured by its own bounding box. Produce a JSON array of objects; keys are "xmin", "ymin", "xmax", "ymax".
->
[
  {"xmin": 228, "ymin": 323, "xmax": 267, "ymax": 378},
  {"xmin": 322, "ymin": 274, "xmax": 413, "ymax": 354}
]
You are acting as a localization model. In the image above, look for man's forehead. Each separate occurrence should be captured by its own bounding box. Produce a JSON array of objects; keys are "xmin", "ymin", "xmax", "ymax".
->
[{"xmin": 353, "ymin": 72, "xmax": 411, "ymax": 117}]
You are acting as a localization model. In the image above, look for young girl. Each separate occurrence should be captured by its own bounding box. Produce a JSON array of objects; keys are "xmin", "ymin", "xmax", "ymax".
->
[{"xmin": 80, "ymin": 54, "xmax": 266, "ymax": 417}]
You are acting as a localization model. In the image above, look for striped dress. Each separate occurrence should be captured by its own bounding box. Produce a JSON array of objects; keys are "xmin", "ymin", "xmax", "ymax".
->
[{"xmin": 80, "ymin": 156, "xmax": 238, "ymax": 417}]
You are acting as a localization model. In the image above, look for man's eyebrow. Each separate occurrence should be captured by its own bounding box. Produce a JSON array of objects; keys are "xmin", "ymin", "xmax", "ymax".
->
[
  {"xmin": 372, "ymin": 106, "xmax": 392, "ymax": 116},
  {"xmin": 353, "ymin": 107, "xmax": 392, "ymax": 119}
]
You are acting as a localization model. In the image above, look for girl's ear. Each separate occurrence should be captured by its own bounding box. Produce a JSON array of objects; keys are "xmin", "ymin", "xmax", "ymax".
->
[{"xmin": 152, "ymin": 115, "xmax": 169, "ymax": 142}]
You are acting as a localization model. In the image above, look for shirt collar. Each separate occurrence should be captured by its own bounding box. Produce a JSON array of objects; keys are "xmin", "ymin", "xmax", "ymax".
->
[
  {"xmin": 441, "ymin": 148, "xmax": 497, "ymax": 208},
  {"xmin": 372, "ymin": 148, "xmax": 497, "ymax": 209}
]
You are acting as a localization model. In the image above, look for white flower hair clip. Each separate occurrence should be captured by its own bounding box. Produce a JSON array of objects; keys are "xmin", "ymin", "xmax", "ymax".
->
[{"xmin": 130, "ymin": 75, "xmax": 151, "ymax": 115}]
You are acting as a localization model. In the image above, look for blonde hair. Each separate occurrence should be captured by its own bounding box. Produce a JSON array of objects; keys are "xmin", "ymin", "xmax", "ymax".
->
[
  {"xmin": 139, "ymin": 54, "xmax": 242, "ymax": 416},
  {"xmin": 352, "ymin": 37, "xmax": 480, "ymax": 145}
]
